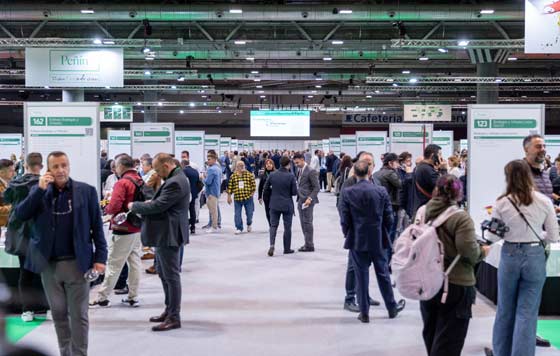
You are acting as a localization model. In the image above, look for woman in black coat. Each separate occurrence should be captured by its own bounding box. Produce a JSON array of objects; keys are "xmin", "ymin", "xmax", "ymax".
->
[{"xmin": 257, "ymin": 159, "xmax": 276, "ymax": 226}]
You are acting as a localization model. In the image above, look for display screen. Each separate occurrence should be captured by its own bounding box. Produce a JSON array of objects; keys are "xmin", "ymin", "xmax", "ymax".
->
[{"xmin": 250, "ymin": 110, "xmax": 310, "ymax": 137}]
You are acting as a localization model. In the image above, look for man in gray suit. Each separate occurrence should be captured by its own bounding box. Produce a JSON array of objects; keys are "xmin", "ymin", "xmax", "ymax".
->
[
  {"xmin": 293, "ymin": 152, "xmax": 320, "ymax": 252},
  {"xmin": 128, "ymin": 153, "xmax": 190, "ymax": 332}
]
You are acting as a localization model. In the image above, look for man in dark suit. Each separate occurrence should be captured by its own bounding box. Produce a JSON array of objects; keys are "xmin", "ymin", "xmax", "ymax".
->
[
  {"xmin": 15, "ymin": 151, "xmax": 107, "ymax": 356},
  {"xmin": 128, "ymin": 153, "xmax": 190, "ymax": 332},
  {"xmin": 293, "ymin": 152, "xmax": 320, "ymax": 252},
  {"xmin": 339, "ymin": 159, "xmax": 405, "ymax": 323},
  {"xmin": 263, "ymin": 156, "xmax": 298, "ymax": 257}
]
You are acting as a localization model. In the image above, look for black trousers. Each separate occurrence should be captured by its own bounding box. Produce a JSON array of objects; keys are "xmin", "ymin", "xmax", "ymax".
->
[
  {"xmin": 344, "ymin": 251, "xmax": 372, "ymax": 304},
  {"xmin": 269, "ymin": 209, "xmax": 293, "ymax": 251},
  {"xmin": 319, "ymin": 169, "xmax": 327, "ymax": 190},
  {"xmin": 263, "ymin": 198, "xmax": 271, "ymax": 226},
  {"xmin": 420, "ymin": 284, "xmax": 475, "ymax": 356},
  {"xmin": 189, "ymin": 198, "xmax": 197, "ymax": 228},
  {"xmin": 155, "ymin": 246, "xmax": 182, "ymax": 321},
  {"xmin": 115, "ymin": 263, "xmax": 128, "ymax": 290},
  {"xmin": 17, "ymin": 255, "xmax": 37, "ymax": 312}
]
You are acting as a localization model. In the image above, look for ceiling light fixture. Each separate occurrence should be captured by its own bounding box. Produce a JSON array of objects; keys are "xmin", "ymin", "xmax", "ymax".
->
[
  {"xmin": 180, "ymin": 110, "xmax": 184, "ymax": 114},
  {"xmin": 260, "ymin": 95, "xmax": 266, "ymax": 98},
  {"xmin": 158, "ymin": 102, "xmax": 163, "ymax": 106},
  {"xmin": 256, "ymin": 85, "xmax": 263, "ymax": 88},
  {"xmin": 251, "ymin": 70, "xmax": 259, "ymax": 74},
  {"xmin": 136, "ymin": 102, "xmax": 142, "ymax": 105},
  {"xmin": 418, "ymin": 56, "xmax": 429, "ymax": 61},
  {"xmin": 142, "ymin": 47, "xmax": 151, "ymax": 54},
  {"xmin": 189, "ymin": 102, "xmax": 195, "ymax": 107},
  {"xmin": 458, "ymin": 40, "xmax": 470, "ymax": 46},
  {"xmin": 145, "ymin": 57, "xmax": 154, "ymax": 61},
  {"xmin": 103, "ymin": 40, "xmax": 115, "ymax": 45},
  {"xmin": 144, "ymin": 70, "xmax": 151, "ymax": 76},
  {"xmin": 323, "ymin": 57, "xmax": 333, "ymax": 61},
  {"xmin": 229, "ymin": 9, "xmax": 243, "ymax": 14},
  {"xmin": 315, "ymin": 85, "xmax": 322, "ymax": 88},
  {"xmin": 234, "ymin": 40, "xmax": 246, "ymax": 45},
  {"xmin": 246, "ymin": 57, "xmax": 255, "ymax": 61},
  {"xmin": 438, "ymin": 48, "xmax": 448, "ymax": 53},
  {"xmin": 307, "ymin": 95, "xmax": 314, "ymax": 98},
  {"xmin": 386, "ymin": 78, "xmax": 394, "ymax": 82},
  {"xmin": 177, "ymin": 76, "xmax": 185, "ymax": 81},
  {"xmin": 253, "ymin": 78, "xmax": 261, "ymax": 82},
  {"xmin": 332, "ymin": 40, "xmax": 344, "ymax": 45},
  {"xmin": 507, "ymin": 57, "xmax": 518, "ymax": 61},
  {"xmin": 93, "ymin": 38, "xmax": 102, "ymax": 45},
  {"xmin": 480, "ymin": 9, "xmax": 495, "ymax": 14},
  {"xmin": 339, "ymin": 10, "xmax": 353, "ymax": 14},
  {"xmin": 392, "ymin": 83, "xmax": 399, "ymax": 87},
  {"xmin": 366, "ymin": 95, "xmax": 372, "ymax": 98},
  {"xmin": 402, "ymin": 70, "xmax": 410, "ymax": 74},
  {"xmin": 409, "ymin": 78, "xmax": 418, "ymax": 83},
  {"xmin": 80, "ymin": 9, "xmax": 95, "ymax": 14},
  {"xmin": 171, "ymin": 85, "xmax": 177, "ymax": 89}
]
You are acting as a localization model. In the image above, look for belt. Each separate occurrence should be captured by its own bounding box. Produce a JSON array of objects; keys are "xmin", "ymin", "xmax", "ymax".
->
[
  {"xmin": 51, "ymin": 256, "xmax": 76, "ymax": 262},
  {"xmin": 504, "ymin": 241, "xmax": 541, "ymax": 247}
]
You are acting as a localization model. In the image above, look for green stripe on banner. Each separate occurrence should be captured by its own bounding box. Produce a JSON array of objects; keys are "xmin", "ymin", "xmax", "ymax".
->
[
  {"xmin": 6, "ymin": 316, "xmax": 46, "ymax": 343},
  {"xmin": 474, "ymin": 136, "xmax": 527, "ymax": 139}
]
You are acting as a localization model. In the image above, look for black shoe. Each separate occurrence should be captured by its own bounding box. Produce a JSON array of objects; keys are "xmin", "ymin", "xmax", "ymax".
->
[
  {"xmin": 190, "ymin": 226, "xmax": 195, "ymax": 234},
  {"xmin": 484, "ymin": 347, "xmax": 494, "ymax": 356},
  {"xmin": 268, "ymin": 247, "xmax": 274, "ymax": 257},
  {"xmin": 369, "ymin": 297, "xmax": 381, "ymax": 306},
  {"xmin": 344, "ymin": 301, "xmax": 360, "ymax": 313},
  {"xmin": 388, "ymin": 299, "xmax": 406, "ymax": 319},
  {"xmin": 149, "ymin": 312, "xmax": 168, "ymax": 323},
  {"xmin": 114, "ymin": 286, "xmax": 129, "ymax": 295},
  {"xmin": 536, "ymin": 335, "xmax": 551, "ymax": 347},
  {"xmin": 283, "ymin": 249, "xmax": 295, "ymax": 254},
  {"xmin": 357, "ymin": 313, "xmax": 369, "ymax": 323},
  {"xmin": 298, "ymin": 246, "xmax": 315, "ymax": 252},
  {"xmin": 152, "ymin": 319, "xmax": 181, "ymax": 332}
]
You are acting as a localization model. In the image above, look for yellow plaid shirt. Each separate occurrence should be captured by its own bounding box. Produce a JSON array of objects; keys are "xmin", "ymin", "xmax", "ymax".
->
[{"xmin": 227, "ymin": 170, "xmax": 256, "ymax": 201}]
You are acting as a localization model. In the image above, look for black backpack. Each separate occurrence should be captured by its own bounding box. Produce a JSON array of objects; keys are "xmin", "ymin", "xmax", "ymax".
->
[{"xmin": 123, "ymin": 176, "xmax": 155, "ymax": 227}]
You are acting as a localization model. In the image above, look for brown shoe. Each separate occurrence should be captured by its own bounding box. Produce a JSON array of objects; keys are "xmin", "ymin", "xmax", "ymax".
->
[
  {"xmin": 149, "ymin": 312, "xmax": 168, "ymax": 323},
  {"xmin": 152, "ymin": 318, "xmax": 181, "ymax": 332},
  {"xmin": 145, "ymin": 265, "xmax": 157, "ymax": 274},
  {"xmin": 141, "ymin": 252, "xmax": 155, "ymax": 260}
]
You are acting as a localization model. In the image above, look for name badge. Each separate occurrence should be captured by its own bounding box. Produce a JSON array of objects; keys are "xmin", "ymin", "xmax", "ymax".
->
[{"xmin": 239, "ymin": 181, "xmax": 245, "ymax": 189}]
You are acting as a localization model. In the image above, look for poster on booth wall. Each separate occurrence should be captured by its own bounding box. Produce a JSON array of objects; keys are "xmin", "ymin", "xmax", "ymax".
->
[
  {"xmin": 460, "ymin": 139, "xmax": 468, "ymax": 152},
  {"xmin": 545, "ymin": 136, "xmax": 560, "ymax": 161},
  {"xmin": 107, "ymin": 130, "xmax": 131, "ymax": 159},
  {"xmin": 131, "ymin": 123, "xmax": 174, "ymax": 159},
  {"xmin": 231, "ymin": 139, "xmax": 239, "ymax": 152},
  {"xmin": 329, "ymin": 137, "xmax": 341, "ymax": 155},
  {"xmin": 24, "ymin": 102, "xmax": 100, "ymax": 193},
  {"xmin": 525, "ymin": 0, "xmax": 560, "ymax": 53},
  {"xmin": 204, "ymin": 134, "xmax": 221, "ymax": 157},
  {"xmin": 432, "ymin": 131, "xmax": 454, "ymax": 160},
  {"xmin": 322, "ymin": 139, "xmax": 330, "ymax": 153},
  {"xmin": 220, "ymin": 137, "xmax": 231, "ymax": 155},
  {"xmin": 468, "ymin": 104, "xmax": 544, "ymax": 229},
  {"xmin": 389, "ymin": 123, "xmax": 433, "ymax": 164},
  {"xmin": 175, "ymin": 131, "xmax": 204, "ymax": 170},
  {"xmin": 0, "ymin": 134, "xmax": 23, "ymax": 160},
  {"xmin": 340, "ymin": 135, "xmax": 357, "ymax": 158},
  {"xmin": 356, "ymin": 131, "xmax": 387, "ymax": 172}
]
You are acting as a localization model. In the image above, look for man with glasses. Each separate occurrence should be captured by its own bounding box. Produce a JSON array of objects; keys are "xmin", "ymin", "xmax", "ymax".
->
[{"xmin": 15, "ymin": 151, "xmax": 107, "ymax": 356}]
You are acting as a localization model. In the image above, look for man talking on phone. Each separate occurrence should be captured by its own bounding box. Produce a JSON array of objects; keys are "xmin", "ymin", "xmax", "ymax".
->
[
  {"xmin": 15, "ymin": 151, "xmax": 107, "ymax": 356},
  {"xmin": 412, "ymin": 144, "xmax": 447, "ymax": 216}
]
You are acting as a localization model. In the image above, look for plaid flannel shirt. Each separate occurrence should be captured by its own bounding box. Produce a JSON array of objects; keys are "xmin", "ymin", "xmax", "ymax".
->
[{"xmin": 227, "ymin": 170, "xmax": 256, "ymax": 201}]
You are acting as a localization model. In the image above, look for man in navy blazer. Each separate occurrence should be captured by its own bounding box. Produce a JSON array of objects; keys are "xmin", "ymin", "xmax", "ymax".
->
[
  {"xmin": 339, "ymin": 159, "xmax": 405, "ymax": 323},
  {"xmin": 15, "ymin": 151, "xmax": 107, "ymax": 356}
]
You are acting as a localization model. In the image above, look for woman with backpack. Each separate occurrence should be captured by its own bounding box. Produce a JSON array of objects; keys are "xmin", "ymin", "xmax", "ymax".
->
[
  {"xmin": 419, "ymin": 175, "xmax": 489, "ymax": 356},
  {"xmin": 489, "ymin": 160, "xmax": 558, "ymax": 356}
]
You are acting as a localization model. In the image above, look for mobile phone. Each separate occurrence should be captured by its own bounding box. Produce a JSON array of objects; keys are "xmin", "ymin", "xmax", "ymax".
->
[{"xmin": 432, "ymin": 153, "xmax": 440, "ymax": 166}]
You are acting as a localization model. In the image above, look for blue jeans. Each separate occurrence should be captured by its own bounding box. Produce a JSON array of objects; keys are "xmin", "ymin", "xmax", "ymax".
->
[
  {"xmin": 234, "ymin": 198, "xmax": 254, "ymax": 231},
  {"xmin": 492, "ymin": 242, "xmax": 546, "ymax": 356}
]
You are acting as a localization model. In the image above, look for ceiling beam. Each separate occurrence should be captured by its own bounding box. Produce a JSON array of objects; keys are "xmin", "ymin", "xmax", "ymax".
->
[
  {"xmin": 490, "ymin": 21, "xmax": 510, "ymax": 40},
  {"xmin": 127, "ymin": 23, "xmax": 143, "ymax": 39},
  {"xmin": 323, "ymin": 23, "xmax": 344, "ymax": 42},
  {"xmin": 29, "ymin": 20, "xmax": 48, "ymax": 39},
  {"xmin": 94, "ymin": 21, "xmax": 113, "ymax": 38},
  {"xmin": 193, "ymin": 21, "xmax": 214, "ymax": 42},
  {"xmin": 422, "ymin": 22, "xmax": 443, "ymax": 40},
  {"xmin": 292, "ymin": 22, "xmax": 313, "ymax": 42},
  {"xmin": 225, "ymin": 22, "xmax": 244, "ymax": 42},
  {"xmin": 0, "ymin": 24, "xmax": 15, "ymax": 39}
]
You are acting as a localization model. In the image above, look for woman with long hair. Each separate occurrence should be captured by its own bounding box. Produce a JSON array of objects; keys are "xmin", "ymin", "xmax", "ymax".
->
[
  {"xmin": 419, "ymin": 174, "xmax": 488, "ymax": 356},
  {"xmin": 489, "ymin": 160, "xmax": 558, "ymax": 356},
  {"xmin": 257, "ymin": 159, "xmax": 276, "ymax": 226}
]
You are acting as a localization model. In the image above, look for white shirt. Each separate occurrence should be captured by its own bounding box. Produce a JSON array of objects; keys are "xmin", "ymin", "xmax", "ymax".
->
[
  {"xmin": 449, "ymin": 167, "xmax": 462, "ymax": 179},
  {"xmin": 309, "ymin": 155, "xmax": 320, "ymax": 172},
  {"xmin": 488, "ymin": 191, "xmax": 559, "ymax": 244},
  {"xmin": 142, "ymin": 169, "xmax": 156, "ymax": 184},
  {"xmin": 103, "ymin": 174, "xmax": 118, "ymax": 198}
]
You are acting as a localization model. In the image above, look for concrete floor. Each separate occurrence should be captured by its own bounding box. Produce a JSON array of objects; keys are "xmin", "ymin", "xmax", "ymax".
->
[{"xmin": 18, "ymin": 191, "xmax": 560, "ymax": 356}]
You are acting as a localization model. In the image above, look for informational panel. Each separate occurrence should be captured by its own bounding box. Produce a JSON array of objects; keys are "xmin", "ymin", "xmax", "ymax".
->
[
  {"xmin": 525, "ymin": 0, "xmax": 560, "ymax": 53},
  {"xmin": 248, "ymin": 142, "xmax": 255, "ymax": 152},
  {"xmin": 100, "ymin": 104, "xmax": 133, "ymax": 122},
  {"xmin": 340, "ymin": 134, "xmax": 357, "ymax": 158},
  {"xmin": 253, "ymin": 140, "xmax": 305, "ymax": 151},
  {"xmin": 546, "ymin": 136, "xmax": 560, "ymax": 161},
  {"xmin": 231, "ymin": 139, "xmax": 239, "ymax": 152},
  {"xmin": 131, "ymin": 123, "xmax": 174, "ymax": 158},
  {"xmin": 432, "ymin": 130, "xmax": 454, "ymax": 159},
  {"xmin": 468, "ymin": 104, "xmax": 544, "ymax": 229},
  {"xmin": 220, "ymin": 137, "xmax": 231, "ymax": 154},
  {"xmin": 404, "ymin": 104, "xmax": 452, "ymax": 122},
  {"xmin": 24, "ymin": 102, "xmax": 100, "ymax": 192},
  {"xmin": 329, "ymin": 137, "xmax": 341, "ymax": 155},
  {"xmin": 26, "ymin": 48, "xmax": 124, "ymax": 88},
  {"xmin": 460, "ymin": 139, "xmax": 468, "ymax": 152},
  {"xmin": 107, "ymin": 130, "xmax": 131, "ymax": 159},
  {"xmin": 322, "ymin": 139, "xmax": 330, "ymax": 153},
  {"xmin": 204, "ymin": 134, "xmax": 220, "ymax": 156},
  {"xmin": 0, "ymin": 134, "xmax": 22, "ymax": 160},
  {"xmin": 389, "ymin": 123, "xmax": 433, "ymax": 163},
  {"xmin": 250, "ymin": 110, "xmax": 310, "ymax": 137},
  {"xmin": 175, "ymin": 131, "xmax": 204, "ymax": 168},
  {"xmin": 356, "ymin": 131, "xmax": 387, "ymax": 172}
]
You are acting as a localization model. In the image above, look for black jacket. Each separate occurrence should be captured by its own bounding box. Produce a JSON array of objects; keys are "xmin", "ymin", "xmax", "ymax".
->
[
  {"xmin": 257, "ymin": 170, "xmax": 273, "ymax": 202},
  {"xmin": 413, "ymin": 162, "xmax": 446, "ymax": 215},
  {"xmin": 373, "ymin": 167, "xmax": 402, "ymax": 209},
  {"xmin": 263, "ymin": 168, "xmax": 298, "ymax": 212},
  {"xmin": 4, "ymin": 173, "xmax": 40, "ymax": 256},
  {"xmin": 183, "ymin": 166, "xmax": 200, "ymax": 200}
]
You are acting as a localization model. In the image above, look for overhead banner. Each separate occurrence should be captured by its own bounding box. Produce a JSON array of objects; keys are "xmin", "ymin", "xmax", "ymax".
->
[
  {"xmin": 329, "ymin": 137, "xmax": 341, "ymax": 155},
  {"xmin": 432, "ymin": 130, "xmax": 454, "ymax": 159},
  {"xmin": 24, "ymin": 102, "xmax": 100, "ymax": 192},
  {"xmin": 356, "ymin": 131, "xmax": 387, "ymax": 172},
  {"xmin": 545, "ymin": 136, "xmax": 560, "ymax": 161},
  {"xmin": 340, "ymin": 134, "xmax": 357, "ymax": 158},
  {"xmin": 175, "ymin": 131, "xmax": 204, "ymax": 169},
  {"xmin": 204, "ymin": 134, "xmax": 220, "ymax": 157},
  {"xmin": 131, "ymin": 123, "xmax": 174, "ymax": 158},
  {"xmin": 220, "ymin": 137, "xmax": 231, "ymax": 154},
  {"xmin": 389, "ymin": 123, "xmax": 433, "ymax": 163},
  {"xmin": 100, "ymin": 104, "xmax": 133, "ymax": 122},
  {"xmin": 25, "ymin": 48, "xmax": 124, "ymax": 88},
  {"xmin": 343, "ymin": 112, "xmax": 468, "ymax": 126},
  {"xmin": 0, "ymin": 134, "xmax": 22, "ymax": 160},
  {"xmin": 468, "ymin": 104, "xmax": 544, "ymax": 229},
  {"xmin": 107, "ymin": 130, "xmax": 131, "ymax": 159},
  {"xmin": 525, "ymin": 0, "xmax": 560, "ymax": 53},
  {"xmin": 403, "ymin": 104, "xmax": 452, "ymax": 122}
]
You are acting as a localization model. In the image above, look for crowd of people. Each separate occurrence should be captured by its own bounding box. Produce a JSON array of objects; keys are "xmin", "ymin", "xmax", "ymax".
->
[{"xmin": 0, "ymin": 134, "xmax": 556, "ymax": 356}]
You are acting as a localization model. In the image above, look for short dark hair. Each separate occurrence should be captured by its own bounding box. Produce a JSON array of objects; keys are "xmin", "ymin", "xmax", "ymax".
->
[
  {"xmin": 280, "ymin": 156, "xmax": 291, "ymax": 167},
  {"xmin": 234, "ymin": 150, "xmax": 238, "ymax": 155},
  {"xmin": 25, "ymin": 152, "xmax": 42, "ymax": 168},
  {"xmin": 0, "ymin": 159, "xmax": 13, "ymax": 170},
  {"xmin": 47, "ymin": 151, "xmax": 68, "ymax": 166},
  {"xmin": 423, "ymin": 144, "xmax": 441, "ymax": 159},
  {"xmin": 383, "ymin": 153, "xmax": 399, "ymax": 166},
  {"xmin": 293, "ymin": 152, "xmax": 304, "ymax": 160},
  {"xmin": 354, "ymin": 160, "xmax": 369, "ymax": 178},
  {"xmin": 398, "ymin": 151, "xmax": 412, "ymax": 163},
  {"xmin": 116, "ymin": 154, "xmax": 134, "ymax": 169},
  {"xmin": 523, "ymin": 134, "xmax": 543, "ymax": 149}
]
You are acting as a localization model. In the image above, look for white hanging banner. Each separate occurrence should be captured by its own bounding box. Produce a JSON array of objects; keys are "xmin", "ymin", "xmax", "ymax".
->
[
  {"xmin": 432, "ymin": 130, "xmax": 454, "ymax": 159},
  {"xmin": 107, "ymin": 130, "xmax": 131, "ymax": 159},
  {"xmin": 24, "ymin": 102, "xmax": 100, "ymax": 193},
  {"xmin": 0, "ymin": 134, "xmax": 23, "ymax": 160},
  {"xmin": 175, "ymin": 131, "xmax": 204, "ymax": 169},
  {"xmin": 340, "ymin": 134, "xmax": 357, "ymax": 158},
  {"xmin": 25, "ymin": 48, "xmax": 124, "ymax": 88},
  {"xmin": 403, "ymin": 104, "xmax": 452, "ymax": 122},
  {"xmin": 204, "ymin": 134, "xmax": 221, "ymax": 156},
  {"xmin": 220, "ymin": 137, "xmax": 231, "ymax": 155},
  {"xmin": 468, "ymin": 104, "xmax": 544, "ymax": 229},
  {"xmin": 356, "ymin": 131, "xmax": 387, "ymax": 172},
  {"xmin": 545, "ymin": 136, "xmax": 560, "ymax": 161},
  {"xmin": 329, "ymin": 137, "xmax": 341, "ymax": 155},
  {"xmin": 131, "ymin": 123, "xmax": 174, "ymax": 158},
  {"xmin": 524, "ymin": 0, "xmax": 560, "ymax": 54},
  {"xmin": 389, "ymin": 123, "xmax": 433, "ymax": 163}
]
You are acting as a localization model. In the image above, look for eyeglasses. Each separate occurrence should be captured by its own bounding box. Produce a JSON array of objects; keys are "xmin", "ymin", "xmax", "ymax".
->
[{"xmin": 52, "ymin": 199, "xmax": 72, "ymax": 216}]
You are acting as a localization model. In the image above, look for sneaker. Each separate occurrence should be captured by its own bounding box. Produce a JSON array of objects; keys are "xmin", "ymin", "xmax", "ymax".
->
[
  {"xmin": 114, "ymin": 286, "xmax": 129, "ymax": 295},
  {"xmin": 121, "ymin": 297, "xmax": 140, "ymax": 308},
  {"xmin": 247, "ymin": 225, "xmax": 252, "ymax": 232},
  {"xmin": 205, "ymin": 228, "xmax": 219, "ymax": 233},
  {"xmin": 21, "ymin": 311, "xmax": 34, "ymax": 322},
  {"xmin": 234, "ymin": 229, "xmax": 243, "ymax": 235},
  {"xmin": 89, "ymin": 299, "xmax": 111, "ymax": 308},
  {"xmin": 201, "ymin": 224, "xmax": 210, "ymax": 229}
]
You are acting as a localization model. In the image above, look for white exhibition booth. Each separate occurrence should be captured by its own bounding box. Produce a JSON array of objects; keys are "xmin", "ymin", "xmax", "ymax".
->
[{"xmin": 0, "ymin": 134, "xmax": 23, "ymax": 160}]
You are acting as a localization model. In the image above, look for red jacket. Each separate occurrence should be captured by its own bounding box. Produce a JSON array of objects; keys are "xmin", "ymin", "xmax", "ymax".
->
[{"xmin": 105, "ymin": 170, "xmax": 143, "ymax": 233}]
